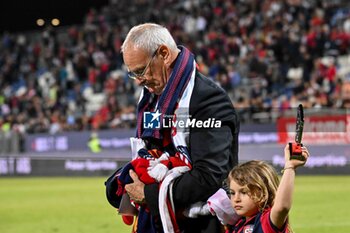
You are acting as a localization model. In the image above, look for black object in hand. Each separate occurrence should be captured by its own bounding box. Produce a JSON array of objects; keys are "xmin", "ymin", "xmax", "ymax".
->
[{"xmin": 289, "ymin": 104, "xmax": 305, "ymax": 160}]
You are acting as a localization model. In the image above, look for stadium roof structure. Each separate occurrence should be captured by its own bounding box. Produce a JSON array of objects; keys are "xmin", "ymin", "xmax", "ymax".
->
[{"xmin": 0, "ymin": 0, "xmax": 108, "ymax": 33}]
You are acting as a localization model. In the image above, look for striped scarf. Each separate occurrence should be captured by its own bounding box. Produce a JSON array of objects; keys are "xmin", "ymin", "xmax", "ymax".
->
[
  {"xmin": 133, "ymin": 46, "xmax": 195, "ymax": 233},
  {"xmin": 136, "ymin": 46, "xmax": 194, "ymax": 140}
]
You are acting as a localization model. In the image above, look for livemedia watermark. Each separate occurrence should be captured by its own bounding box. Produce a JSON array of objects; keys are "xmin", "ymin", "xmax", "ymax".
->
[{"xmin": 143, "ymin": 110, "xmax": 222, "ymax": 129}]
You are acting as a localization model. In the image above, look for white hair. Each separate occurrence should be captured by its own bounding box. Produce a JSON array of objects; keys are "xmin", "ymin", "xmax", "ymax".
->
[{"xmin": 121, "ymin": 23, "xmax": 178, "ymax": 55}]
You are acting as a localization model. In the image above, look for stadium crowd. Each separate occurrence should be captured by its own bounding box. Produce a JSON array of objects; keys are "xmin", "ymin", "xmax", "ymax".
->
[{"xmin": 1, "ymin": 0, "xmax": 350, "ymax": 143}]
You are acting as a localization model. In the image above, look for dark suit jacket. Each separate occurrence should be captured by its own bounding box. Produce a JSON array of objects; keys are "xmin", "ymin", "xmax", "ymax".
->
[{"xmin": 144, "ymin": 72, "xmax": 240, "ymax": 233}]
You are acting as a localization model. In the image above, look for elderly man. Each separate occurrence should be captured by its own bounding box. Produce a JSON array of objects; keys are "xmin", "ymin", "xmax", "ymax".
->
[{"xmin": 114, "ymin": 23, "xmax": 239, "ymax": 233}]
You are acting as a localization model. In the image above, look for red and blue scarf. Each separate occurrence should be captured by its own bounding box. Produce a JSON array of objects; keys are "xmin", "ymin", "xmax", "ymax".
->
[{"xmin": 136, "ymin": 46, "xmax": 195, "ymax": 140}]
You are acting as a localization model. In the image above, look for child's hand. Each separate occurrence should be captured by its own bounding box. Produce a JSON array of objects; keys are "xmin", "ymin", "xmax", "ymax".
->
[{"xmin": 283, "ymin": 144, "xmax": 310, "ymax": 170}]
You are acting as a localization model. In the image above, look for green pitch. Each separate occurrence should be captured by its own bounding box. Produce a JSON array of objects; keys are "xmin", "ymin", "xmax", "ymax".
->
[{"xmin": 0, "ymin": 176, "xmax": 349, "ymax": 233}]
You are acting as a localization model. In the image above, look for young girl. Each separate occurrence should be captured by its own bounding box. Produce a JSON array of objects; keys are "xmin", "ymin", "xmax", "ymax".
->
[{"xmin": 227, "ymin": 144, "xmax": 309, "ymax": 233}]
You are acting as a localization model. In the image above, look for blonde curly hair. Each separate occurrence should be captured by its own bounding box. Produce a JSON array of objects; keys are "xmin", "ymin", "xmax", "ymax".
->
[{"xmin": 227, "ymin": 160, "xmax": 280, "ymax": 211}]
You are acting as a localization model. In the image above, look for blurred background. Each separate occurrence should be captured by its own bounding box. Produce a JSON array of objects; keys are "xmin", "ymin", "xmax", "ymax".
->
[
  {"xmin": 0, "ymin": 0, "xmax": 350, "ymax": 232},
  {"xmin": 0, "ymin": 0, "xmax": 349, "ymax": 176}
]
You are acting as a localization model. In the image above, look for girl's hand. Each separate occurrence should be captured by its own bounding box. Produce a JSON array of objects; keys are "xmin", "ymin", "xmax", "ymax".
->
[{"xmin": 283, "ymin": 144, "xmax": 310, "ymax": 170}]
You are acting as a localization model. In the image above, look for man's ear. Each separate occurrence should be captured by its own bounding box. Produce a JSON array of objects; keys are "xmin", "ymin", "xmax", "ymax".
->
[{"xmin": 158, "ymin": 45, "xmax": 171, "ymax": 64}]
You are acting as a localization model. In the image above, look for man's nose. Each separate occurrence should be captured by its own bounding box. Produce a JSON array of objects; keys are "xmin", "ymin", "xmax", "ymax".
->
[{"xmin": 136, "ymin": 77, "xmax": 146, "ymax": 85}]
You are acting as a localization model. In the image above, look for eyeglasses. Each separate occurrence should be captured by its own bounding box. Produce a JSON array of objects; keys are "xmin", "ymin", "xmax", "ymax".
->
[{"xmin": 127, "ymin": 49, "xmax": 158, "ymax": 80}]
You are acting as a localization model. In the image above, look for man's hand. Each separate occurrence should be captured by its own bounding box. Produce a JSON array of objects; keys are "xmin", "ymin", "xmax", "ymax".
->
[{"xmin": 125, "ymin": 170, "xmax": 146, "ymax": 204}]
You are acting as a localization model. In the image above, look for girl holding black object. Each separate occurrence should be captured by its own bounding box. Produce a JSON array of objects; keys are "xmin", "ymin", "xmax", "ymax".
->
[{"xmin": 227, "ymin": 144, "xmax": 309, "ymax": 233}]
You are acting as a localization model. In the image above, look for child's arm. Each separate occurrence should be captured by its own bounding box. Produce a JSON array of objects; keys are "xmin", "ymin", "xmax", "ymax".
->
[{"xmin": 270, "ymin": 144, "xmax": 309, "ymax": 229}]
